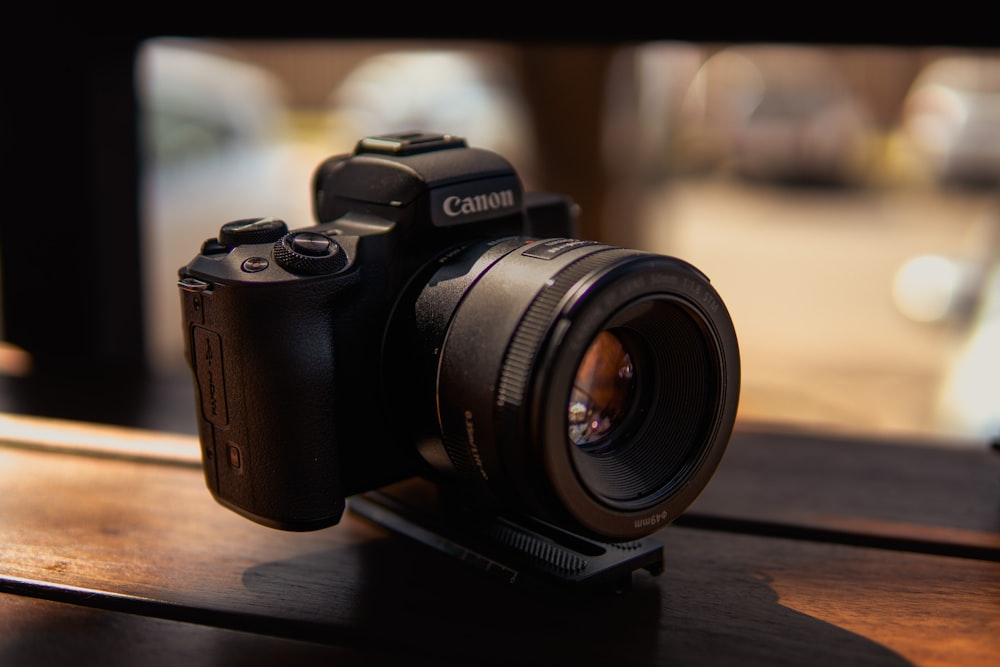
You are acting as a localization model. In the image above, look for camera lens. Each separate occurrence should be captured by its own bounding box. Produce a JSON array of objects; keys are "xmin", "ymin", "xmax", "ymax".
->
[{"xmin": 392, "ymin": 237, "xmax": 740, "ymax": 542}]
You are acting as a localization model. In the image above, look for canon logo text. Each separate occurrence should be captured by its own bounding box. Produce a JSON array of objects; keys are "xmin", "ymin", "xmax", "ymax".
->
[{"xmin": 443, "ymin": 189, "xmax": 515, "ymax": 217}]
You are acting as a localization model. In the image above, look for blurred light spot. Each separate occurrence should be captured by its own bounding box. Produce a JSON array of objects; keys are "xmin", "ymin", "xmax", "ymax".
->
[{"xmin": 892, "ymin": 255, "xmax": 968, "ymax": 323}]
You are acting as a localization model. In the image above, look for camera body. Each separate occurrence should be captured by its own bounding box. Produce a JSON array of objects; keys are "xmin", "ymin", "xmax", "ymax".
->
[
  {"xmin": 179, "ymin": 133, "xmax": 576, "ymax": 529},
  {"xmin": 179, "ymin": 132, "xmax": 740, "ymax": 541}
]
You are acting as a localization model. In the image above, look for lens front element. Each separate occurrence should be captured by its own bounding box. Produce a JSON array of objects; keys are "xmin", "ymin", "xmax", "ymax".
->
[{"xmin": 568, "ymin": 330, "xmax": 636, "ymax": 450}]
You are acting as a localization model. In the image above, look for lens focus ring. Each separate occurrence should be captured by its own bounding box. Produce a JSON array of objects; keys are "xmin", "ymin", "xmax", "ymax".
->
[{"xmin": 496, "ymin": 248, "xmax": 637, "ymax": 412}]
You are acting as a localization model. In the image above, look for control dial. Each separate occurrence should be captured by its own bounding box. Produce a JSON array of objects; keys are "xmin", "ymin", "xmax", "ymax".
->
[{"xmin": 273, "ymin": 231, "xmax": 347, "ymax": 275}]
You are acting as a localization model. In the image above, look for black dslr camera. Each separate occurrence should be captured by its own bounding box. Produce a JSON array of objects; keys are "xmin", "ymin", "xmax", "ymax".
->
[{"xmin": 178, "ymin": 132, "xmax": 740, "ymax": 550}]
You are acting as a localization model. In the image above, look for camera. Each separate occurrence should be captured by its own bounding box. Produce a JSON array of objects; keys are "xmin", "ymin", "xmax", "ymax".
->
[{"xmin": 178, "ymin": 132, "xmax": 740, "ymax": 544}]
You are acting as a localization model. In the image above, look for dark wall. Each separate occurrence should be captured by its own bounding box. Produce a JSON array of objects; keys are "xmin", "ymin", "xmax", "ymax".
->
[{"xmin": 1, "ymin": 36, "xmax": 146, "ymax": 374}]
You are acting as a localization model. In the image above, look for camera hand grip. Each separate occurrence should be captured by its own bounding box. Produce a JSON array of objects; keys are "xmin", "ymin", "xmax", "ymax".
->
[{"xmin": 182, "ymin": 280, "xmax": 346, "ymax": 531}]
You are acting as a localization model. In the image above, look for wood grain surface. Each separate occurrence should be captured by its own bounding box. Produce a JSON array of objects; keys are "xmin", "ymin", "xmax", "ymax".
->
[
  {"xmin": 1, "ymin": 417, "xmax": 998, "ymax": 666},
  {"xmin": 686, "ymin": 424, "xmax": 1000, "ymax": 560}
]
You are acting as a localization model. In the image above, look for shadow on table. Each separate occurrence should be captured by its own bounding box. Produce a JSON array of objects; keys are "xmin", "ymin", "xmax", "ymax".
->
[{"xmin": 243, "ymin": 531, "xmax": 914, "ymax": 667}]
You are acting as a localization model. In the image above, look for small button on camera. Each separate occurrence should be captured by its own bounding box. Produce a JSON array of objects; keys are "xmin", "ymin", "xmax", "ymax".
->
[
  {"xmin": 273, "ymin": 231, "xmax": 347, "ymax": 275},
  {"xmin": 241, "ymin": 257, "xmax": 270, "ymax": 273}
]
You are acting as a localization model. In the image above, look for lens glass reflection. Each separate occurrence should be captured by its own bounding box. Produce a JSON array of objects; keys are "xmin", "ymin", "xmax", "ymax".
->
[{"xmin": 568, "ymin": 330, "xmax": 636, "ymax": 449}]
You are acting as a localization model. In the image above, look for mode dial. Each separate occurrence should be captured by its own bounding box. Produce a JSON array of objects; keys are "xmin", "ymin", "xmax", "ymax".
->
[{"xmin": 219, "ymin": 217, "xmax": 289, "ymax": 247}]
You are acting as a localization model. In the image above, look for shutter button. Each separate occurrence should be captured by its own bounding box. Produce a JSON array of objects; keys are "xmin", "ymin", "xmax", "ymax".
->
[
  {"xmin": 273, "ymin": 231, "xmax": 347, "ymax": 275},
  {"xmin": 291, "ymin": 232, "xmax": 334, "ymax": 256}
]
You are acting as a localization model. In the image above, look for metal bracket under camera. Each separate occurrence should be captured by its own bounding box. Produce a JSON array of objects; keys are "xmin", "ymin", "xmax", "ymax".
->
[{"xmin": 348, "ymin": 481, "xmax": 665, "ymax": 595}]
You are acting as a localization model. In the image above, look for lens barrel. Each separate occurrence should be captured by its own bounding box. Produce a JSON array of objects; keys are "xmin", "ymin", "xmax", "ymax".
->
[{"xmin": 399, "ymin": 237, "xmax": 740, "ymax": 542}]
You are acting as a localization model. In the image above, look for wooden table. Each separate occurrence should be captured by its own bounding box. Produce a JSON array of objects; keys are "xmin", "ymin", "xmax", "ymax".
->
[{"xmin": 0, "ymin": 413, "xmax": 997, "ymax": 666}]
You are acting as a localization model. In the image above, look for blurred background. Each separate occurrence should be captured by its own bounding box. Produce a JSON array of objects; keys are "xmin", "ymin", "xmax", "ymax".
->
[{"xmin": 3, "ymin": 36, "xmax": 999, "ymax": 446}]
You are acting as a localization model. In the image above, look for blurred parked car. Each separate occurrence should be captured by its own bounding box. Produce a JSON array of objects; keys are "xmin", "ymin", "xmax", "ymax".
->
[
  {"xmin": 900, "ymin": 54, "xmax": 1000, "ymax": 188},
  {"xmin": 674, "ymin": 45, "xmax": 878, "ymax": 186}
]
